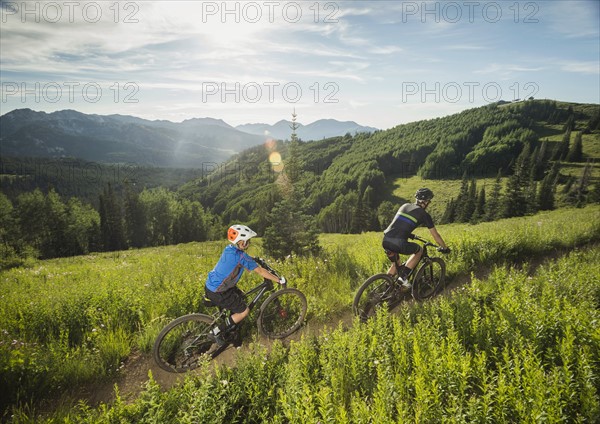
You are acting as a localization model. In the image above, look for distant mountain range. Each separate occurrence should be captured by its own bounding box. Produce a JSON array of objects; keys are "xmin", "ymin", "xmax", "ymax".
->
[
  {"xmin": 236, "ymin": 119, "xmax": 377, "ymax": 141},
  {"xmin": 0, "ymin": 109, "xmax": 377, "ymax": 168}
]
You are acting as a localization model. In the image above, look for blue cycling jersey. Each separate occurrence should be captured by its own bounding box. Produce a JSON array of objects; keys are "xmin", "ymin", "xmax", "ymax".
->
[{"xmin": 205, "ymin": 244, "xmax": 258, "ymax": 293}]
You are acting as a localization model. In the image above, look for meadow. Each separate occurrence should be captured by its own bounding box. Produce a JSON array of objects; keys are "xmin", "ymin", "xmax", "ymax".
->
[{"xmin": 1, "ymin": 205, "xmax": 599, "ymax": 422}]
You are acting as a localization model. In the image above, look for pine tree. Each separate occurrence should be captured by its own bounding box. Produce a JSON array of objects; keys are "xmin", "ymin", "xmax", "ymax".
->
[
  {"xmin": 454, "ymin": 172, "xmax": 470, "ymax": 222},
  {"xmin": 484, "ymin": 169, "xmax": 503, "ymax": 221},
  {"xmin": 566, "ymin": 131, "xmax": 583, "ymax": 162},
  {"xmin": 440, "ymin": 198, "xmax": 457, "ymax": 224},
  {"xmin": 44, "ymin": 189, "xmax": 70, "ymax": 258},
  {"xmin": 459, "ymin": 179, "xmax": 477, "ymax": 222},
  {"xmin": 471, "ymin": 186, "xmax": 486, "ymax": 223},
  {"xmin": 555, "ymin": 128, "xmax": 571, "ymax": 160},
  {"xmin": 569, "ymin": 160, "xmax": 594, "ymax": 207},
  {"xmin": 64, "ymin": 197, "xmax": 100, "ymax": 256},
  {"xmin": 262, "ymin": 196, "xmax": 320, "ymax": 259},
  {"xmin": 15, "ymin": 189, "xmax": 49, "ymax": 256},
  {"xmin": 99, "ymin": 183, "xmax": 126, "ymax": 251},
  {"xmin": 526, "ymin": 180, "xmax": 538, "ymax": 214},
  {"xmin": 585, "ymin": 110, "xmax": 600, "ymax": 133},
  {"xmin": 503, "ymin": 144, "xmax": 530, "ymax": 218},
  {"xmin": 563, "ymin": 109, "xmax": 575, "ymax": 132},
  {"xmin": 532, "ymin": 140, "xmax": 549, "ymax": 180},
  {"xmin": 285, "ymin": 108, "xmax": 303, "ymax": 186},
  {"xmin": 525, "ymin": 154, "xmax": 539, "ymax": 214},
  {"xmin": 263, "ymin": 110, "xmax": 320, "ymax": 258},
  {"xmin": 124, "ymin": 184, "xmax": 146, "ymax": 248},
  {"xmin": 0, "ymin": 193, "xmax": 21, "ymax": 265},
  {"xmin": 537, "ymin": 161, "xmax": 560, "ymax": 211}
]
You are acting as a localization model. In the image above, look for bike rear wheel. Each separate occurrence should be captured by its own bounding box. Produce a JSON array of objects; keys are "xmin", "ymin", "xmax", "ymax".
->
[
  {"xmin": 412, "ymin": 257, "xmax": 446, "ymax": 300},
  {"xmin": 152, "ymin": 314, "xmax": 221, "ymax": 373},
  {"xmin": 258, "ymin": 288, "xmax": 307, "ymax": 338},
  {"xmin": 353, "ymin": 273, "xmax": 397, "ymax": 322}
]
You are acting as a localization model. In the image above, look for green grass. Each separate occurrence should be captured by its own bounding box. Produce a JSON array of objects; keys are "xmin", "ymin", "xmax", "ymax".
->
[
  {"xmin": 582, "ymin": 131, "xmax": 600, "ymax": 158},
  {"xmin": 17, "ymin": 244, "xmax": 600, "ymax": 423},
  {"xmin": 1, "ymin": 205, "xmax": 600, "ymax": 418}
]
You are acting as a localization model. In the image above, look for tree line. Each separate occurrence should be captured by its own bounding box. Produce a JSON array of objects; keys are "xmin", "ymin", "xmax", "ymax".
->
[
  {"xmin": 0, "ymin": 185, "xmax": 216, "ymax": 268},
  {"xmin": 2, "ymin": 100, "xmax": 598, "ymax": 265},
  {"xmin": 441, "ymin": 134, "xmax": 599, "ymax": 224}
]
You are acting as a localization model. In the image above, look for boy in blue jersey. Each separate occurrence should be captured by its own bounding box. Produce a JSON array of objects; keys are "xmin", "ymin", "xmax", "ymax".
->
[
  {"xmin": 382, "ymin": 188, "xmax": 450, "ymax": 287},
  {"xmin": 205, "ymin": 224, "xmax": 285, "ymax": 344}
]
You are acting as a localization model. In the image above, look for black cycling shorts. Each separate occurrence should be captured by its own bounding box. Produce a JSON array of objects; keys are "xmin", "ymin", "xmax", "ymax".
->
[
  {"xmin": 382, "ymin": 236, "xmax": 420, "ymax": 260},
  {"xmin": 204, "ymin": 286, "xmax": 247, "ymax": 314}
]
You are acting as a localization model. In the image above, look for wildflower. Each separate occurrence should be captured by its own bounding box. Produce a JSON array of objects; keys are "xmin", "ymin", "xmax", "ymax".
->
[{"xmin": 221, "ymin": 380, "xmax": 229, "ymax": 386}]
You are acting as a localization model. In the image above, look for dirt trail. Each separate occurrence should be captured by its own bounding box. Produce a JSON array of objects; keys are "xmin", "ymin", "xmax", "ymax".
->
[
  {"xmin": 81, "ymin": 308, "xmax": 356, "ymax": 408},
  {"xmin": 76, "ymin": 245, "xmax": 584, "ymax": 410}
]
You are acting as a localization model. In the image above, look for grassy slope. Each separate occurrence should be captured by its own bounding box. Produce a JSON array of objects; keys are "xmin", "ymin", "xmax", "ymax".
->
[
  {"xmin": 13, "ymin": 237, "xmax": 600, "ymax": 422},
  {"xmin": 1, "ymin": 205, "xmax": 600, "ymax": 418}
]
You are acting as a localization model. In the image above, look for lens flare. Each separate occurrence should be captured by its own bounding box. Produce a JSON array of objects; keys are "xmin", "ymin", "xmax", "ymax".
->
[
  {"xmin": 269, "ymin": 151, "xmax": 284, "ymax": 172},
  {"xmin": 264, "ymin": 138, "xmax": 276, "ymax": 151}
]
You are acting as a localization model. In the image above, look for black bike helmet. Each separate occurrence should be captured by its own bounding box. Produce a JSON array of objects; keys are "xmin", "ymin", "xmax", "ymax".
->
[{"xmin": 415, "ymin": 188, "xmax": 434, "ymax": 201}]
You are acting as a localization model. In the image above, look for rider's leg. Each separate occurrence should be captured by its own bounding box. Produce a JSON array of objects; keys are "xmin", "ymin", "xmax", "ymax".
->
[
  {"xmin": 404, "ymin": 246, "xmax": 423, "ymax": 273},
  {"xmin": 214, "ymin": 288, "xmax": 248, "ymax": 334},
  {"xmin": 230, "ymin": 307, "xmax": 249, "ymax": 325},
  {"xmin": 386, "ymin": 250, "xmax": 400, "ymax": 276}
]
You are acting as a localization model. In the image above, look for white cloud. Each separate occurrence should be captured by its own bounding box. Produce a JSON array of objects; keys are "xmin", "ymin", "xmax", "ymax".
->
[
  {"xmin": 474, "ymin": 63, "xmax": 546, "ymax": 76},
  {"xmin": 560, "ymin": 61, "xmax": 600, "ymax": 75}
]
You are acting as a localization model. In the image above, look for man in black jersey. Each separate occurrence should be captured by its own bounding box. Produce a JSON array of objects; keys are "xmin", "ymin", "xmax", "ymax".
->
[{"xmin": 382, "ymin": 188, "xmax": 450, "ymax": 287}]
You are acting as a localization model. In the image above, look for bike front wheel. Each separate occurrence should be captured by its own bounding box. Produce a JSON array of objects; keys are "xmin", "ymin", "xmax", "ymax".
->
[
  {"xmin": 412, "ymin": 258, "xmax": 446, "ymax": 301},
  {"xmin": 152, "ymin": 313, "xmax": 220, "ymax": 373},
  {"xmin": 353, "ymin": 273, "xmax": 397, "ymax": 322},
  {"xmin": 258, "ymin": 288, "xmax": 307, "ymax": 339}
]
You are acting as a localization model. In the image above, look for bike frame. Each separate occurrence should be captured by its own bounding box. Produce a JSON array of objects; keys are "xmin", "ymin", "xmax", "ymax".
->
[
  {"xmin": 244, "ymin": 279, "xmax": 275, "ymax": 312},
  {"xmin": 393, "ymin": 234, "xmax": 437, "ymax": 282}
]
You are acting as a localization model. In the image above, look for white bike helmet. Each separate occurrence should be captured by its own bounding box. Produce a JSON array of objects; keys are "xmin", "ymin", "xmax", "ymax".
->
[{"xmin": 227, "ymin": 224, "xmax": 257, "ymax": 245}]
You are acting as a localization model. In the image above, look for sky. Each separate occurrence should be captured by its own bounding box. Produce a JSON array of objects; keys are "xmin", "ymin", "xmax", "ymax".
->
[{"xmin": 1, "ymin": 0, "xmax": 599, "ymax": 130}]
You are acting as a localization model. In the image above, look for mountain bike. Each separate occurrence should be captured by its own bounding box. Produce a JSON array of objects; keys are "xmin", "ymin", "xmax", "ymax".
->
[
  {"xmin": 153, "ymin": 257, "xmax": 307, "ymax": 373},
  {"xmin": 353, "ymin": 234, "xmax": 446, "ymax": 322}
]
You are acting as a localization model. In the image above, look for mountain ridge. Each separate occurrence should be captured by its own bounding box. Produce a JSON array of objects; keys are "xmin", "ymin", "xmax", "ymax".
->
[
  {"xmin": 235, "ymin": 119, "xmax": 377, "ymax": 141},
  {"xmin": 0, "ymin": 109, "xmax": 377, "ymax": 167}
]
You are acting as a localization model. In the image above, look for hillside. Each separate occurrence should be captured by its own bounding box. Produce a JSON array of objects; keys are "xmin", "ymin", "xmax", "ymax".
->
[
  {"xmin": 180, "ymin": 100, "xmax": 600, "ymax": 233},
  {"xmin": 0, "ymin": 109, "xmax": 264, "ymax": 168},
  {"xmin": 0, "ymin": 110, "xmax": 378, "ymax": 169}
]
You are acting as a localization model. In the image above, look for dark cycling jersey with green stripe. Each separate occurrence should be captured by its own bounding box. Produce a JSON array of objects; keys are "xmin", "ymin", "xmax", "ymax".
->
[{"xmin": 383, "ymin": 203, "xmax": 435, "ymax": 239}]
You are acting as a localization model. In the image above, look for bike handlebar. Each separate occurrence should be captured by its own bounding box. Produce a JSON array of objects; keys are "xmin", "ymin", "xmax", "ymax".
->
[
  {"xmin": 253, "ymin": 257, "xmax": 286, "ymax": 287},
  {"xmin": 408, "ymin": 234, "xmax": 452, "ymax": 254},
  {"xmin": 409, "ymin": 234, "xmax": 440, "ymax": 249}
]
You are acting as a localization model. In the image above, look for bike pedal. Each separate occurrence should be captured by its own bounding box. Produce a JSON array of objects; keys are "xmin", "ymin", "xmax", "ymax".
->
[
  {"xmin": 209, "ymin": 329, "xmax": 227, "ymax": 347},
  {"xmin": 399, "ymin": 282, "xmax": 412, "ymax": 292}
]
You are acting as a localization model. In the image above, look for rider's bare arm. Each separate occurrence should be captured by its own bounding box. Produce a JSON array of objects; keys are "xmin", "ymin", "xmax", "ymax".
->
[
  {"xmin": 429, "ymin": 227, "xmax": 448, "ymax": 249},
  {"xmin": 253, "ymin": 266, "xmax": 282, "ymax": 283}
]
